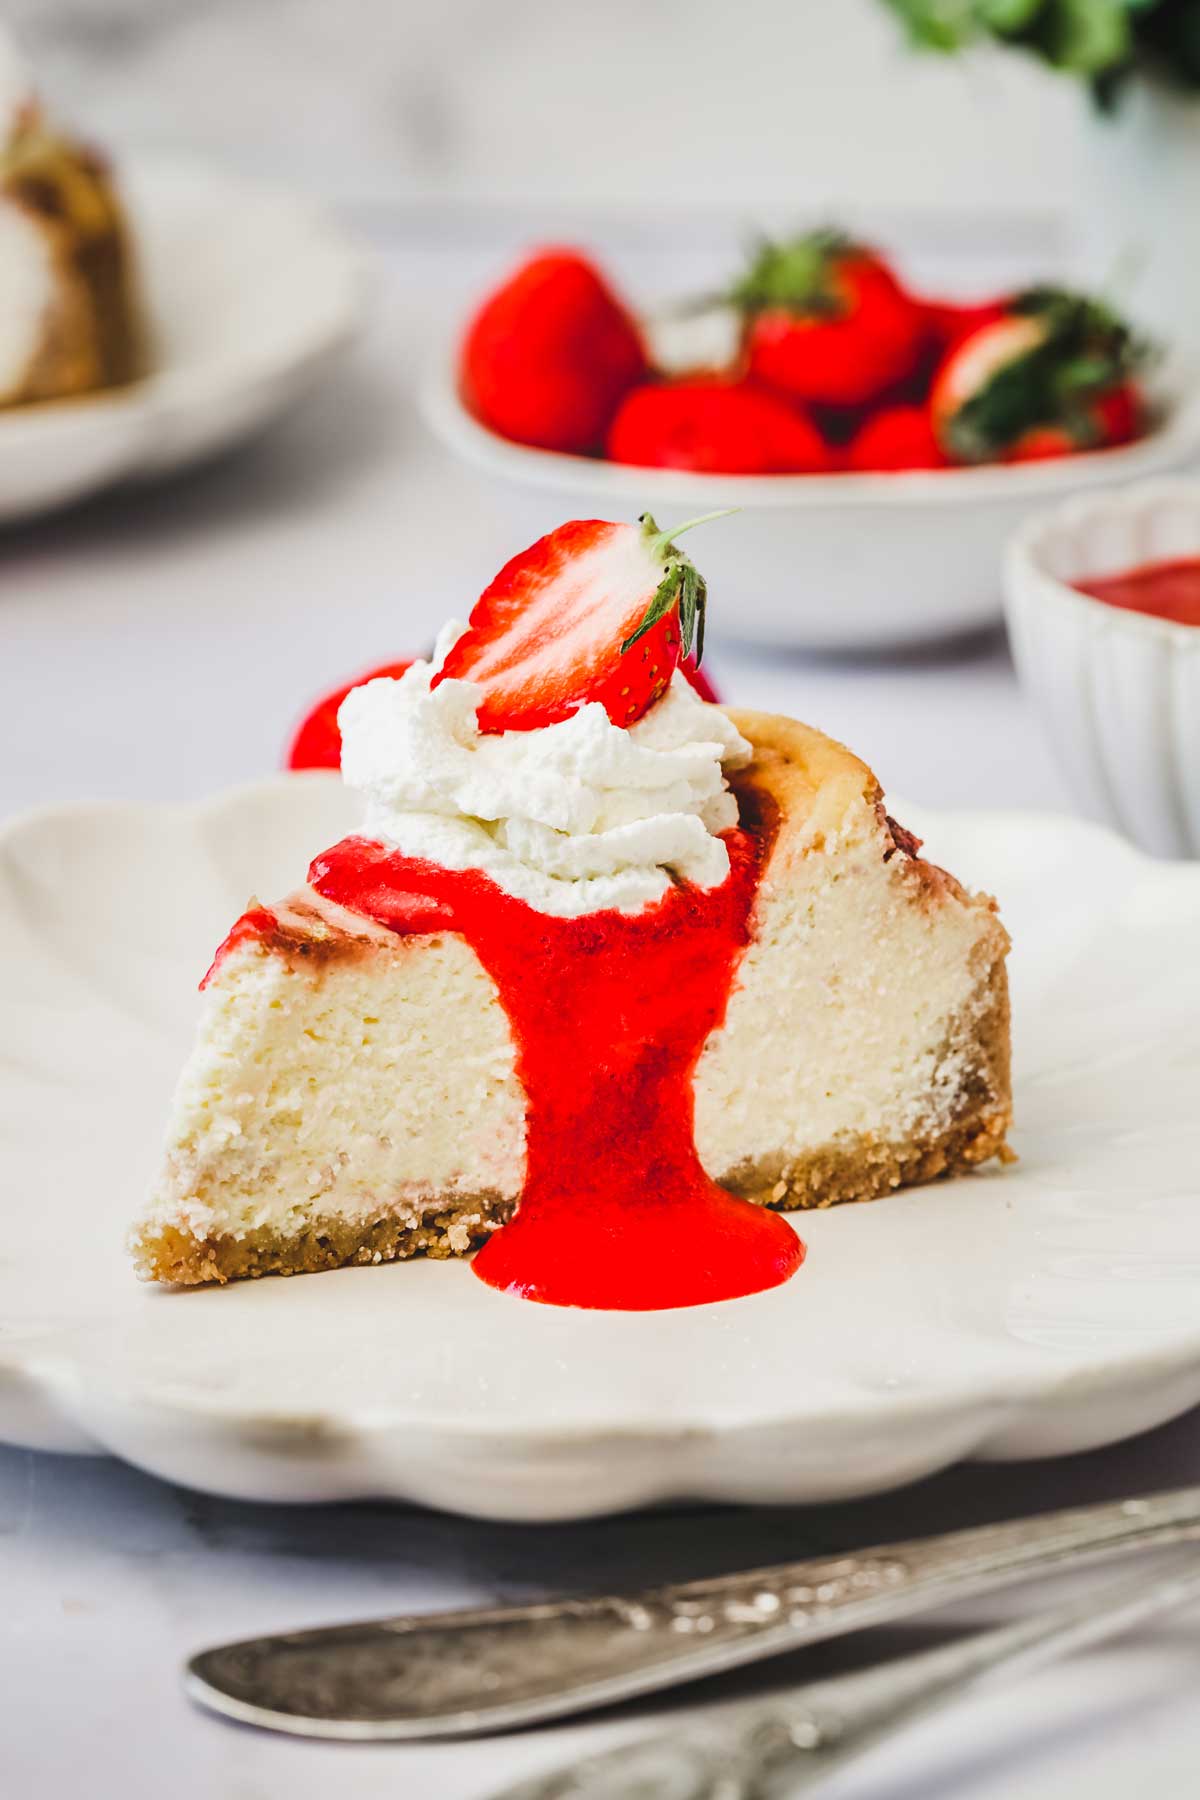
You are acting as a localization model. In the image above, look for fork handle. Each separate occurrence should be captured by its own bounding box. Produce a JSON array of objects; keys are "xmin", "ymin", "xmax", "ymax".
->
[{"xmin": 497, "ymin": 1558, "xmax": 1200, "ymax": 1799}]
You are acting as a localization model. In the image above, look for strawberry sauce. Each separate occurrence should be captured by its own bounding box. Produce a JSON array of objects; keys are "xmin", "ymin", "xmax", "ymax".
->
[
  {"xmin": 1075, "ymin": 556, "xmax": 1200, "ymax": 628},
  {"xmin": 201, "ymin": 907, "xmax": 278, "ymax": 990},
  {"xmin": 308, "ymin": 831, "xmax": 804, "ymax": 1311}
]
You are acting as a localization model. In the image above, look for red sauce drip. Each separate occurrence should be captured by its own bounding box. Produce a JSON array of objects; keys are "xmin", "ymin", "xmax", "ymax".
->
[
  {"xmin": 1075, "ymin": 556, "xmax": 1200, "ymax": 628},
  {"xmin": 201, "ymin": 907, "xmax": 278, "ymax": 990},
  {"xmin": 308, "ymin": 832, "xmax": 805, "ymax": 1311}
]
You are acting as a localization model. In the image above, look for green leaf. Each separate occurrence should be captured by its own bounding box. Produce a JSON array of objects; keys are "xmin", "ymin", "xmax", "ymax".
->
[
  {"xmin": 979, "ymin": 0, "xmax": 1047, "ymax": 33},
  {"xmin": 881, "ymin": 0, "xmax": 980, "ymax": 50},
  {"xmin": 622, "ymin": 512, "xmax": 730, "ymax": 666},
  {"xmin": 1056, "ymin": 353, "xmax": 1123, "ymax": 391},
  {"xmin": 679, "ymin": 564, "xmax": 707, "ymax": 666},
  {"xmin": 1030, "ymin": 0, "xmax": 1134, "ymax": 73},
  {"xmin": 620, "ymin": 561, "xmax": 709, "ymax": 666},
  {"xmin": 621, "ymin": 568, "xmax": 683, "ymax": 656},
  {"xmin": 879, "ymin": 0, "xmax": 1152, "ymax": 81},
  {"xmin": 729, "ymin": 231, "xmax": 851, "ymax": 317}
]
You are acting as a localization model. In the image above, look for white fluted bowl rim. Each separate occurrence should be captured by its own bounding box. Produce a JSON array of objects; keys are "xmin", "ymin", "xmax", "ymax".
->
[
  {"xmin": 1004, "ymin": 478, "xmax": 1200, "ymax": 861},
  {"xmin": 1008, "ymin": 477, "xmax": 1200, "ymax": 637}
]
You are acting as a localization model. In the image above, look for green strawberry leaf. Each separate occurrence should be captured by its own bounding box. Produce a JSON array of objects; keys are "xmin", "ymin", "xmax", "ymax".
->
[
  {"xmin": 1028, "ymin": 0, "xmax": 1134, "ymax": 73},
  {"xmin": 621, "ymin": 513, "xmax": 719, "ymax": 666},
  {"xmin": 621, "ymin": 561, "xmax": 709, "ymax": 665},
  {"xmin": 728, "ymin": 230, "xmax": 855, "ymax": 318}
]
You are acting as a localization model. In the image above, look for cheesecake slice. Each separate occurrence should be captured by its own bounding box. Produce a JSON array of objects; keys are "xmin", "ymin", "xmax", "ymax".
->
[
  {"xmin": 0, "ymin": 41, "xmax": 142, "ymax": 407},
  {"xmin": 132, "ymin": 709, "xmax": 1011, "ymax": 1288}
]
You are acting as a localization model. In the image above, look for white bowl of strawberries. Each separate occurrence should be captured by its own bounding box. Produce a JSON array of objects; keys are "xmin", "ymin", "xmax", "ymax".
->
[{"xmin": 425, "ymin": 234, "xmax": 1200, "ymax": 651}]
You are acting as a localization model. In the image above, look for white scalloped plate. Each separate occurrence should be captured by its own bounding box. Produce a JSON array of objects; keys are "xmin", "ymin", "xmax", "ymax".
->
[
  {"xmin": 2, "ymin": 776, "xmax": 1199, "ymax": 1518},
  {"xmin": 0, "ymin": 160, "xmax": 365, "ymax": 523}
]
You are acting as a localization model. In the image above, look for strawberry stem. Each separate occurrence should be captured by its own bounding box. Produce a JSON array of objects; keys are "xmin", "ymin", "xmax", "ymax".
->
[
  {"xmin": 727, "ymin": 230, "xmax": 851, "ymax": 317},
  {"xmin": 640, "ymin": 509, "xmax": 737, "ymax": 564},
  {"xmin": 623, "ymin": 510, "xmax": 735, "ymax": 669}
]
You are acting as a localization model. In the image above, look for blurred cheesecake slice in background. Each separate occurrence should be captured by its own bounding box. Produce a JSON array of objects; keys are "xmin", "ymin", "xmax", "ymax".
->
[{"xmin": 0, "ymin": 28, "xmax": 142, "ymax": 408}]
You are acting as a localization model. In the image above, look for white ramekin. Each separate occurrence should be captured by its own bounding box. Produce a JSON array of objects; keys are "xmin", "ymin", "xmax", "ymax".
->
[{"xmin": 1005, "ymin": 480, "xmax": 1200, "ymax": 859}]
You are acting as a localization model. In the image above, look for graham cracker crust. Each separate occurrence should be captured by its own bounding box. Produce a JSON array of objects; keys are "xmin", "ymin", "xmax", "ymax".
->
[
  {"xmin": 134, "ymin": 1087, "xmax": 1012, "ymax": 1289},
  {"xmin": 132, "ymin": 1194, "xmax": 517, "ymax": 1287},
  {"xmin": 723, "ymin": 1109, "xmax": 1012, "ymax": 1214}
]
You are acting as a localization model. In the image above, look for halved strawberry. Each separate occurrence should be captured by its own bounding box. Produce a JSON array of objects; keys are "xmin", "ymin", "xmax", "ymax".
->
[
  {"xmin": 1004, "ymin": 425, "xmax": 1077, "ymax": 463},
  {"xmin": 931, "ymin": 287, "xmax": 1146, "ymax": 464},
  {"xmin": 930, "ymin": 312, "xmax": 1049, "ymax": 455},
  {"xmin": 433, "ymin": 513, "xmax": 723, "ymax": 734},
  {"xmin": 920, "ymin": 295, "xmax": 1011, "ymax": 353},
  {"xmin": 286, "ymin": 660, "xmax": 417, "ymax": 770}
]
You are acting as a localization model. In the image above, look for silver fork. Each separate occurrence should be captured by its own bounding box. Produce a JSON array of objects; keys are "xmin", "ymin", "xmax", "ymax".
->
[
  {"xmin": 487, "ymin": 1557, "xmax": 1200, "ymax": 1799},
  {"xmin": 185, "ymin": 1485, "xmax": 1200, "ymax": 1739}
]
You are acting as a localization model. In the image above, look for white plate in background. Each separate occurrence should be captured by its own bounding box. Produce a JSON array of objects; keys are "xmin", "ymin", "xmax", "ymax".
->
[
  {"xmin": 1, "ymin": 775, "xmax": 1198, "ymax": 1517},
  {"xmin": 0, "ymin": 160, "xmax": 366, "ymax": 524}
]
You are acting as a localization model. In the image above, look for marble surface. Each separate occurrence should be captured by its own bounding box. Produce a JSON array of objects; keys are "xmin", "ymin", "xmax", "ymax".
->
[
  {"xmin": 4, "ymin": 1417, "xmax": 1200, "ymax": 1798},
  {"xmin": 3, "ymin": 227, "xmax": 1200, "ymax": 1795},
  {"xmin": 13, "ymin": 0, "xmax": 1080, "ymax": 217}
]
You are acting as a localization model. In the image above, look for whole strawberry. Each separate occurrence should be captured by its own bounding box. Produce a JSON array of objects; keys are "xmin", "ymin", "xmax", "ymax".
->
[
  {"xmin": 931, "ymin": 287, "xmax": 1147, "ymax": 464},
  {"xmin": 606, "ymin": 379, "xmax": 831, "ymax": 474},
  {"xmin": 434, "ymin": 513, "xmax": 724, "ymax": 734},
  {"xmin": 460, "ymin": 249, "xmax": 646, "ymax": 454},
  {"xmin": 847, "ymin": 404, "xmax": 947, "ymax": 473},
  {"xmin": 730, "ymin": 231, "xmax": 925, "ymax": 408}
]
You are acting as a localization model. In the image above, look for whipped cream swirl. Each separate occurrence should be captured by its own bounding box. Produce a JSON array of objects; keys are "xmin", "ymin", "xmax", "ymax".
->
[{"xmin": 338, "ymin": 626, "xmax": 752, "ymax": 917}]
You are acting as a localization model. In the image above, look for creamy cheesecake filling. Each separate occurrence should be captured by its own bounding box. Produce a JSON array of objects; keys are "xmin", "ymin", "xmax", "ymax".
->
[
  {"xmin": 156, "ymin": 924, "xmax": 527, "ymax": 1249},
  {"xmin": 143, "ymin": 766, "xmax": 1002, "ymax": 1250},
  {"xmin": 694, "ymin": 787, "xmax": 998, "ymax": 1175},
  {"xmin": 338, "ymin": 628, "xmax": 752, "ymax": 918}
]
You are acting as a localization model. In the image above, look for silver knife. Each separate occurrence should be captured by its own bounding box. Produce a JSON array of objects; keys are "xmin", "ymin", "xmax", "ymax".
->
[{"xmin": 185, "ymin": 1484, "xmax": 1200, "ymax": 1741}]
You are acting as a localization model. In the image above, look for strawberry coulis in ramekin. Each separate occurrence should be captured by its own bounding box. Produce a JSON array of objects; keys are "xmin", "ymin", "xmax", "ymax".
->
[{"xmin": 1074, "ymin": 556, "xmax": 1200, "ymax": 629}]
